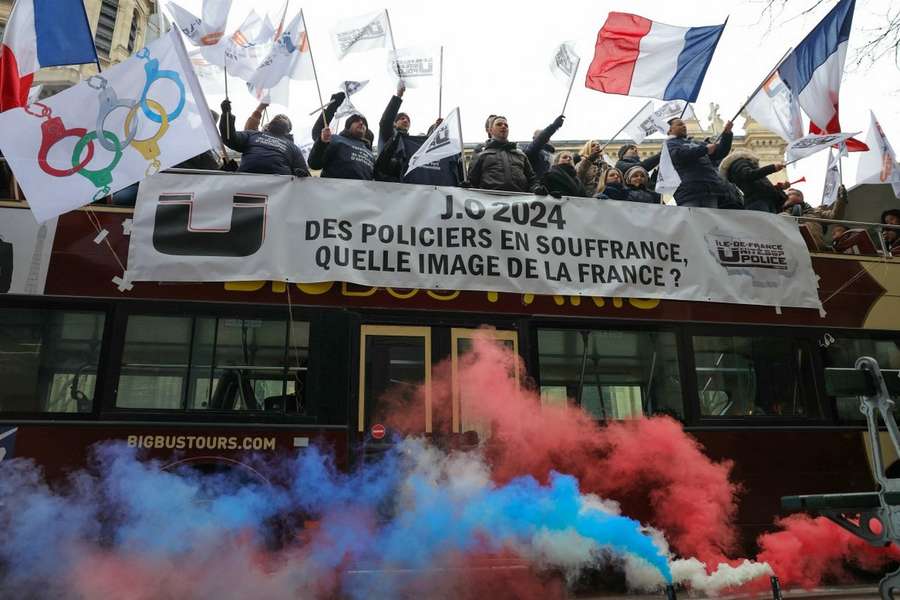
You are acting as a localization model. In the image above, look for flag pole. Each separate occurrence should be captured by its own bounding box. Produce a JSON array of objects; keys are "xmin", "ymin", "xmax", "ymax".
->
[
  {"xmin": 727, "ymin": 47, "xmax": 793, "ymax": 125},
  {"xmin": 438, "ymin": 46, "xmax": 444, "ymax": 119},
  {"xmin": 301, "ymin": 9, "xmax": 329, "ymax": 130},
  {"xmin": 385, "ymin": 10, "xmax": 404, "ymax": 82},
  {"xmin": 223, "ymin": 63, "xmax": 232, "ymax": 138},
  {"xmin": 560, "ymin": 57, "xmax": 580, "ymax": 116},
  {"xmin": 455, "ymin": 108, "xmax": 468, "ymax": 184},
  {"xmin": 598, "ymin": 101, "xmax": 652, "ymax": 153}
]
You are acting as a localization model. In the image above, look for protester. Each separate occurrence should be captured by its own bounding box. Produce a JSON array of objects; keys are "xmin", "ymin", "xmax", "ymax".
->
[
  {"xmin": 882, "ymin": 209, "xmax": 900, "ymax": 255},
  {"xmin": 615, "ymin": 143, "xmax": 660, "ymax": 176},
  {"xmin": 780, "ymin": 185, "xmax": 848, "ymax": 251},
  {"xmin": 595, "ymin": 168, "xmax": 627, "ymax": 200},
  {"xmin": 666, "ymin": 118, "xmax": 734, "ymax": 208},
  {"xmin": 827, "ymin": 223, "xmax": 849, "ymax": 251},
  {"xmin": 244, "ymin": 101, "xmax": 269, "ymax": 131},
  {"xmin": 375, "ymin": 117, "xmax": 462, "ymax": 186},
  {"xmin": 523, "ymin": 115, "xmax": 565, "ymax": 179},
  {"xmin": 308, "ymin": 114, "xmax": 375, "ymax": 180},
  {"xmin": 542, "ymin": 151, "xmax": 589, "ymax": 198},
  {"xmin": 622, "ymin": 166, "xmax": 661, "ymax": 204},
  {"xmin": 719, "ymin": 151, "xmax": 788, "ymax": 213},
  {"xmin": 576, "ymin": 139, "xmax": 607, "ymax": 195},
  {"xmin": 377, "ymin": 81, "xmax": 412, "ymax": 150},
  {"xmin": 471, "ymin": 114, "xmax": 498, "ymax": 159},
  {"xmin": 219, "ymin": 100, "xmax": 309, "ymax": 177},
  {"xmin": 467, "ymin": 116, "xmax": 547, "ymax": 194}
]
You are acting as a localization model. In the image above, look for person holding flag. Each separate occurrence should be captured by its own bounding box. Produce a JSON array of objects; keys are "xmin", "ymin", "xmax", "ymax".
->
[
  {"xmin": 665, "ymin": 117, "xmax": 735, "ymax": 208},
  {"xmin": 219, "ymin": 99, "xmax": 309, "ymax": 177},
  {"xmin": 398, "ymin": 107, "xmax": 465, "ymax": 187},
  {"xmin": 378, "ymin": 81, "xmax": 410, "ymax": 152},
  {"xmin": 523, "ymin": 115, "xmax": 566, "ymax": 179},
  {"xmin": 309, "ymin": 114, "xmax": 376, "ymax": 181},
  {"xmin": 719, "ymin": 151, "xmax": 788, "ymax": 213},
  {"xmin": 615, "ymin": 144, "xmax": 661, "ymax": 179}
]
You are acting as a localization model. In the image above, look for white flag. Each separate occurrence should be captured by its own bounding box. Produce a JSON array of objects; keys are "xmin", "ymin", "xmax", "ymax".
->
[
  {"xmin": 248, "ymin": 77, "xmax": 290, "ymax": 106},
  {"xmin": 406, "ymin": 107, "xmax": 462, "ymax": 176},
  {"xmin": 858, "ymin": 111, "xmax": 900, "ymax": 197},
  {"xmin": 387, "ymin": 46, "xmax": 438, "ymax": 88},
  {"xmin": 785, "ymin": 131, "xmax": 860, "ymax": 162},
  {"xmin": 334, "ymin": 80, "xmax": 369, "ymax": 118},
  {"xmin": 624, "ymin": 101, "xmax": 696, "ymax": 144},
  {"xmin": 189, "ymin": 49, "xmax": 225, "ymax": 95},
  {"xmin": 550, "ymin": 41, "xmax": 580, "ymax": 86},
  {"xmin": 248, "ymin": 10, "xmax": 314, "ymax": 97},
  {"xmin": 167, "ymin": 0, "xmax": 231, "ymax": 47},
  {"xmin": 655, "ymin": 139, "xmax": 682, "ymax": 196},
  {"xmin": 746, "ymin": 70, "xmax": 803, "ymax": 143},
  {"xmin": 219, "ymin": 10, "xmax": 275, "ymax": 79},
  {"xmin": 0, "ymin": 29, "xmax": 220, "ymax": 223},
  {"xmin": 331, "ymin": 10, "xmax": 391, "ymax": 59},
  {"xmin": 821, "ymin": 148, "xmax": 841, "ymax": 206}
]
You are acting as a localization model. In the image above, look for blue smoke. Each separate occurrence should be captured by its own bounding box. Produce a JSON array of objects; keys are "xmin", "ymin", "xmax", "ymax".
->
[{"xmin": 0, "ymin": 440, "xmax": 671, "ymax": 599}]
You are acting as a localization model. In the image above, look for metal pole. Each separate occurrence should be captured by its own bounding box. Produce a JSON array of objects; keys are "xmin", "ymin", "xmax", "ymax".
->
[
  {"xmin": 301, "ymin": 10, "xmax": 329, "ymax": 130},
  {"xmin": 438, "ymin": 46, "xmax": 444, "ymax": 119},
  {"xmin": 385, "ymin": 10, "xmax": 404, "ymax": 82},
  {"xmin": 223, "ymin": 63, "xmax": 232, "ymax": 138},
  {"xmin": 560, "ymin": 57, "xmax": 580, "ymax": 116},
  {"xmin": 598, "ymin": 101, "xmax": 650, "ymax": 153},
  {"xmin": 455, "ymin": 107, "xmax": 468, "ymax": 184}
]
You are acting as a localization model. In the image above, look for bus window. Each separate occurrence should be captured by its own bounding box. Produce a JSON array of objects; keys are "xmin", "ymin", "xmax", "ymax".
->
[
  {"xmin": 693, "ymin": 336, "xmax": 822, "ymax": 419},
  {"xmin": 0, "ymin": 309, "xmax": 105, "ymax": 413},
  {"xmin": 537, "ymin": 329, "xmax": 683, "ymax": 420},
  {"xmin": 822, "ymin": 336, "xmax": 900, "ymax": 421},
  {"xmin": 117, "ymin": 315, "xmax": 309, "ymax": 413}
]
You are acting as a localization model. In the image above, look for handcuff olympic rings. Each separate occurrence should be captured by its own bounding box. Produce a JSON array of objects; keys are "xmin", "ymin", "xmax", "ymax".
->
[
  {"xmin": 72, "ymin": 131, "xmax": 123, "ymax": 193},
  {"xmin": 124, "ymin": 99, "xmax": 169, "ymax": 175},
  {"xmin": 89, "ymin": 75, "xmax": 139, "ymax": 151},
  {"xmin": 137, "ymin": 49, "xmax": 186, "ymax": 124},
  {"xmin": 28, "ymin": 102, "xmax": 97, "ymax": 178}
]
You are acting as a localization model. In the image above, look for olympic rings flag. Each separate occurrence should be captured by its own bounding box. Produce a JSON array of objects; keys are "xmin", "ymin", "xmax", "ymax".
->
[{"xmin": 0, "ymin": 29, "xmax": 220, "ymax": 223}]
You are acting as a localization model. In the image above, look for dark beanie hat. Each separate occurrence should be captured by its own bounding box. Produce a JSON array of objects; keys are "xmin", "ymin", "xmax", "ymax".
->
[
  {"xmin": 618, "ymin": 144, "xmax": 636, "ymax": 159},
  {"xmin": 344, "ymin": 113, "xmax": 368, "ymax": 130}
]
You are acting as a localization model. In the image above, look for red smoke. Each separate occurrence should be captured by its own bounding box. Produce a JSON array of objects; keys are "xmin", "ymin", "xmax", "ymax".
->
[
  {"xmin": 387, "ymin": 333, "xmax": 739, "ymax": 565},
  {"xmin": 756, "ymin": 515, "xmax": 900, "ymax": 589}
]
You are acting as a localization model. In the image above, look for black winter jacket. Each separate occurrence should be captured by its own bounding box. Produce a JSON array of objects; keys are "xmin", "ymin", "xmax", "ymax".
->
[
  {"xmin": 378, "ymin": 95, "xmax": 405, "ymax": 152},
  {"xmin": 542, "ymin": 164, "xmax": 589, "ymax": 198},
  {"xmin": 308, "ymin": 133, "xmax": 375, "ymax": 180},
  {"xmin": 220, "ymin": 109, "xmax": 308, "ymax": 176},
  {"xmin": 523, "ymin": 116, "xmax": 564, "ymax": 179},
  {"xmin": 467, "ymin": 139, "xmax": 540, "ymax": 192},
  {"xmin": 615, "ymin": 153, "xmax": 661, "ymax": 177},
  {"xmin": 719, "ymin": 151, "xmax": 786, "ymax": 213},
  {"xmin": 666, "ymin": 132, "xmax": 733, "ymax": 186},
  {"xmin": 375, "ymin": 132, "xmax": 462, "ymax": 186},
  {"xmin": 624, "ymin": 186, "xmax": 662, "ymax": 204}
]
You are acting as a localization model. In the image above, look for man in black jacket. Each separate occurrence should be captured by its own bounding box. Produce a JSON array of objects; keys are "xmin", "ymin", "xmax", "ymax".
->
[
  {"xmin": 308, "ymin": 114, "xmax": 375, "ymax": 180},
  {"xmin": 219, "ymin": 100, "xmax": 309, "ymax": 177},
  {"xmin": 467, "ymin": 116, "xmax": 547, "ymax": 194},
  {"xmin": 378, "ymin": 81, "xmax": 409, "ymax": 152},
  {"xmin": 719, "ymin": 151, "xmax": 787, "ymax": 213},
  {"xmin": 666, "ymin": 118, "xmax": 733, "ymax": 208},
  {"xmin": 523, "ymin": 115, "xmax": 565, "ymax": 179},
  {"xmin": 615, "ymin": 144, "xmax": 660, "ymax": 176}
]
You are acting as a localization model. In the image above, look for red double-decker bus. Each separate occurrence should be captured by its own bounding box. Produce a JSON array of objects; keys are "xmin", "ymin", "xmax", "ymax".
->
[{"xmin": 1, "ymin": 196, "xmax": 899, "ymax": 561}]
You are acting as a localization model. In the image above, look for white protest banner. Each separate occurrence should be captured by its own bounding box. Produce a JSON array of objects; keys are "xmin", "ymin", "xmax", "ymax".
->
[
  {"xmin": 550, "ymin": 41, "xmax": 580, "ymax": 86},
  {"xmin": 655, "ymin": 140, "xmax": 681, "ymax": 195},
  {"xmin": 0, "ymin": 207, "xmax": 56, "ymax": 295},
  {"xmin": 189, "ymin": 49, "xmax": 225, "ymax": 95},
  {"xmin": 858, "ymin": 111, "xmax": 900, "ymax": 197},
  {"xmin": 406, "ymin": 107, "xmax": 462, "ymax": 176},
  {"xmin": 785, "ymin": 132, "xmax": 859, "ymax": 162},
  {"xmin": 623, "ymin": 101, "xmax": 655, "ymax": 143},
  {"xmin": 334, "ymin": 80, "xmax": 369, "ymax": 118},
  {"xmin": 220, "ymin": 10, "xmax": 275, "ymax": 79},
  {"xmin": 331, "ymin": 10, "xmax": 390, "ymax": 60},
  {"xmin": 821, "ymin": 148, "xmax": 841, "ymax": 206},
  {"xmin": 387, "ymin": 46, "xmax": 437, "ymax": 87},
  {"xmin": 624, "ymin": 101, "xmax": 696, "ymax": 144},
  {"xmin": 128, "ymin": 174, "xmax": 822, "ymax": 311},
  {"xmin": 745, "ymin": 70, "xmax": 803, "ymax": 143},
  {"xmin": 166, "ymin": 0, "xmax": 231, "ymax": 47},
  {"xmin": 0, "ymin": 30, "xmax": 220, "ymax": 223},
  {"xmin": 248, "ymin": 10, "xmax": 314, "ymax": 96}
]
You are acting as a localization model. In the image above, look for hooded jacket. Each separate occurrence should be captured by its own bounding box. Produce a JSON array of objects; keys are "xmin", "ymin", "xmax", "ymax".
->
[
  {"xmin": 467, "ymin": 139, "xmax": 540, "ymax": 192},
  {"xmin": 542, "ymin": 163, "xmax": 589, "ymax": 198},
  {"xmin": 719, "ymin": 151, "xmax": 786, "ymax": 213}
]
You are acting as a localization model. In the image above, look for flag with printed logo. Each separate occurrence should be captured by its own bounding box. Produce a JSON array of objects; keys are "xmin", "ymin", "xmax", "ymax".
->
[
  {"xmin": 821, "ymin": 148, "xmax": 841, "ymax": 206},
  {"xmin": 550, "ymin": 41, "xmax": 580, "ymax": 86},
  {"xmin": 858, "ymin": 111, "xmax": 900, "ymax": 197},
  {"xmin": 745, "ymin": 70, "xmax": 803, "ymax": 143},
  {"xmin": 387, "ymin": 46, "xmax": 437, "ymax": 87},
  {"xmin": 406, "ymin": 107, "xmax": 462, "ymax": 176},
  {"xmin": 785, "ymin": 131, "xmax": 859, "ymax": 162},
  {"xmin": 334, "ymin": 80, "xmax": 369, "ymax": 118},
  {"xmin": 248, "ymin": 10, "xmax": 314, "ymax": 99},
  {"xmin": 331, "ymin": 10, "xmax": 391, "ymax": 59},
  {"xmin": 0, "ymin": 29, "xmax": 220, "ymax": 223},
  {"xmin": 219, "ymin": 10, "xmax": 275, "ymax": 79},
  {"xmin": 166, "ymin": 0, "xmax": 231, "ymax": 48}
]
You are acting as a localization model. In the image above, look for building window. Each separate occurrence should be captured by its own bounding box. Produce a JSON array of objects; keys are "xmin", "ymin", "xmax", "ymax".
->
[
  {"xmin": 127, "ymin": 9, "xmax": 139, "ymax": 53},
  {"xmin": 95, "ymin": 0, "xmax": 118, "ymax": 58}
]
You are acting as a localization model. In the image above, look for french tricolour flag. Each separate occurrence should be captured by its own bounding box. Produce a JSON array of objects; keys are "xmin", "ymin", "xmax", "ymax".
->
[
  {"xmin": 777, "ymin": 0, "xmax": 867, "ymax": 151},
  {"xmin": 0, "ymin": 0, "xmax": 97, "ymax": 112},
  {"xmin": 585, "ymin": 12, "xmax": 726, "ymax": 103}
]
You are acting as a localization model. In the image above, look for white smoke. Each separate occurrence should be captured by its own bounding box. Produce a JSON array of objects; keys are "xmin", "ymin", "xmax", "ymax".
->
[{"xmin": 671, "ymin": 558, "xmax": 773, "ymax": 595}]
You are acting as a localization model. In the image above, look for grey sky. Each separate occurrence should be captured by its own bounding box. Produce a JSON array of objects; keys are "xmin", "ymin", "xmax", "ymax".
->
[{"xmin": 175, "ymin": 0, "xmax": 899, "ymax": 204}]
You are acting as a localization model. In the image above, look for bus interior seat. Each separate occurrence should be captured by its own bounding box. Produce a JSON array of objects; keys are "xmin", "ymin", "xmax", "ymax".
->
[
  {"xmin": 263, "ymin": 373, "xmax": 305, "ymax": 414},
  {"xmin": 210, "ymin": 369, "xmax": 257, "ymax": 410}
]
